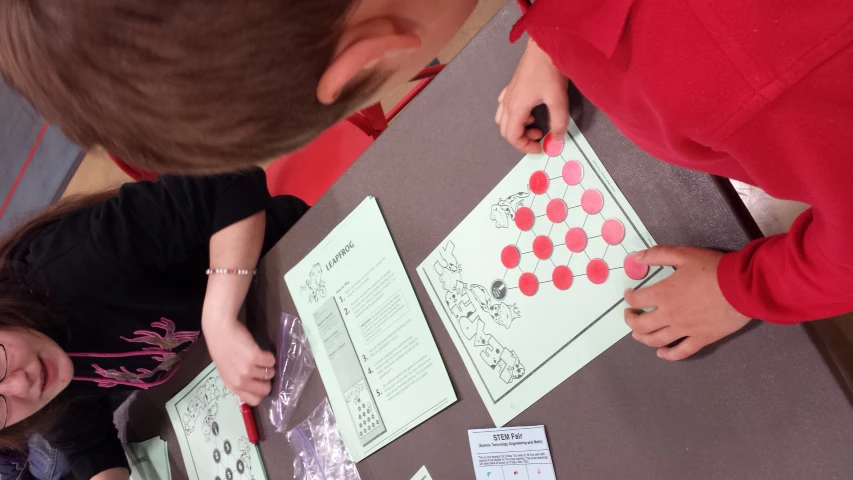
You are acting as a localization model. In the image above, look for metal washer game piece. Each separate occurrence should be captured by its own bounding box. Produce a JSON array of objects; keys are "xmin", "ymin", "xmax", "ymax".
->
[{"xmin": 490, "ymin": 279, "xmax": 507, "ymax": 300}]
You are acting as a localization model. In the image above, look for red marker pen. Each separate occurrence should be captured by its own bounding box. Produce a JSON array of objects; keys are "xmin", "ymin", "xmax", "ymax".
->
[{"xmin": 238, "ymin": 400, "xmax": 260, "ymax": 444}]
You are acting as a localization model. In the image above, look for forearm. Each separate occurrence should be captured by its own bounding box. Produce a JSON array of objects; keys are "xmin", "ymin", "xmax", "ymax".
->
[
  {"xmin": 201, "ymin": 210, "xmax": 274, "ymax": 405},
  {"xmin": 718, "ymin": 211, "xmax": 853, "ymax": 323},
  {"xmin": 91, "ymin": 467, "xmax": 130, "ymax": 480},
  {"xmin": 202, "ymin": 211, "xmax": 266, "ymax": 329}
]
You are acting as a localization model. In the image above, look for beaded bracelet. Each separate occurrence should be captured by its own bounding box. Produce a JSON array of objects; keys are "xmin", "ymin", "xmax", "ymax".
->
[{"xmin": 206, "ymin": 268, "xmax": 257, "ymax": 276}]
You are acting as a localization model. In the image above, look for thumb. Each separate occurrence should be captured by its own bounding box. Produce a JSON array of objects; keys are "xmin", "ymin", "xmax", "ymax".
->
[
  {"xmin": 634, "ymin": 245, "xmax": 686, "ymax": 267},
  {"xmin": 546, "ymin": 93, "xmax": 569, "ymax": 136}
]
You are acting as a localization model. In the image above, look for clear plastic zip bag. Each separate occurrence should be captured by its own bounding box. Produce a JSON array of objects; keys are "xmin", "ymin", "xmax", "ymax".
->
[
  {"xmin": 269, "ymin": 313, "xmax": 316, "ymax": 432},
  {"xmin": 286, "ymin": 398, "xmax": 361, "ymax": 480}
]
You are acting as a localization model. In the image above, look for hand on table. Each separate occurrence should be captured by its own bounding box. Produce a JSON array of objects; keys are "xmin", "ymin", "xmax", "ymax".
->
[
  {"xmin": 204, "ymin": 317, "xmax": 275, "ymax": 406},
  {"xmin": 624, "ymin": 246, "xmax": 751, "ymax": 361},
  {"xmin": 495, "ymin": 39, "xmax": 569, "ymax": 154}
]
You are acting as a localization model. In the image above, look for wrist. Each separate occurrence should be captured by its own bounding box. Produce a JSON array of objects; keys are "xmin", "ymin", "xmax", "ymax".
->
[
  {"xmin": 206, "ymin": 267, "xmax": 257, "ymax": 276},
  {"xmin": 202, "ymin": 270, "xmax": 254, "ymax": 325},
  {"xmin": 526, "ymin": 38, "xmax": 562, "ymax": 73},
  {"xmin": 716, "ymin": 252, "xmax": 752, "ymax": 320},
  {"xmin": 201, "ymin": 311, "xmax": 238, "ymax": 332},
  {"xmin": 526, "ymin": 38, "xmax": 548, "ymax": 60},
  {"xmin": 526, "ymin": 37, "xmax": 544, "ymax": 53}
]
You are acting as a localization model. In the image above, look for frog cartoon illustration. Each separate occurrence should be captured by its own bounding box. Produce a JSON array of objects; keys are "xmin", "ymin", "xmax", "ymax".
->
[
  {"xmin": 302, "ymin": 263, "xmax": 327, "ymax": 303},
  {"xmin": 489, "ymin": 190, "xmax": 530, "ymax": 228},
  {"xmin": 470, "ymin": 284, "xmax": 521, "ymax": 329},
  {"xmin": 434, "ymin": 241, "xmax": 463, "ymax": 292}
]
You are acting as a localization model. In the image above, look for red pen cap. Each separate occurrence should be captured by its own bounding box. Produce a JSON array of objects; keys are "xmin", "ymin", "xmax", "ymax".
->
[{"xmin": 239, "ymin": 403, "xmax": 260, "ymax": 444}]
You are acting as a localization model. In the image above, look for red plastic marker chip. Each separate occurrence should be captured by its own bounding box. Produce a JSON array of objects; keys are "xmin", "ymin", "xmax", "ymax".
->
[
  {"xmin": 533, "ymin": 236, "xmax": 553, "ymax": 260},
  {"xmin": 501, "ymin": 245, "xmax": 521, "ymax": 269},
  {"xmin": 624, "ymin": 252, "xmax": 650, "ymax": 280},
  {"xmin": 529, "ymin": 171, "xmax": 550, "ymax": 195},
  {"xmin": 562, "ymin": 160, "xmax": 584, "ymax": 186},
  {"xmin": 543, "ymin": 132, "xmax": 564, "ymax": 157},
  {"xmin": 546, "ymin": 198, "xmax": 568, "ymax": 223},
  {"xmin": 514, "ymin": 207, "xmax": 535, "ymax": 231},
  {"xmin": 586, "ymin": 258, "xmax": 609, "ymax": 284},
  {"xmin": 564, "ymin": 228, "xmax": 588, "ymax": 253},
  {"xmin": 601, "ymin": 219, "xmax": 625, "ymax": 245},
  {"xmin": 519, "ymin": 272, "xmax": 539, "ymax": 297},
  {"xmin": 581, "ymin": 189, "xmax": 604, "ymax": 215},
  {"xmin": 552, "ymin": 265, "xmax": 573, "ymax": 290}
]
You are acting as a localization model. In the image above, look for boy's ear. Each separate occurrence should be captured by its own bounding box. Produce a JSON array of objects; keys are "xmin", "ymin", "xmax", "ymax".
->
[{"xmin": 317, "ymin": 29, "xmax": 421, "ymax": 105}]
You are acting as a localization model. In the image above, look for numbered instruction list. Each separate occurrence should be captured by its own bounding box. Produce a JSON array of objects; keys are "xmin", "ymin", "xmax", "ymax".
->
[{"xmin": 285, "ymin": 197, "xmax": 456, "ymax": 461}]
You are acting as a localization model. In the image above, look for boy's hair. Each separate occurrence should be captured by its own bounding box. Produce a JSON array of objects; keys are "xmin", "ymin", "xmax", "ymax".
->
[{"xmin": 0, "ymin": 0, "xmax": 380, "ymax": 173}]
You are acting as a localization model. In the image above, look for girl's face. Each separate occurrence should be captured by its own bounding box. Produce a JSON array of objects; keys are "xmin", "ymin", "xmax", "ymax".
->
[{"xmin": 0, "ymin": 328, "xmax": 73, "ymax": 428}]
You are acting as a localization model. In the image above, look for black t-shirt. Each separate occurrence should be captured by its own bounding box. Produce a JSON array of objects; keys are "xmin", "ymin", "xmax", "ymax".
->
[{"xmin": 4, "ymin": 168, "xmax": 306, "ymax": 479}]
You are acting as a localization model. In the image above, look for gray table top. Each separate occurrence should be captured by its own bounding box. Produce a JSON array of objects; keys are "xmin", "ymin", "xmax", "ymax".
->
[{"xmin": 127, "ymin": 3, "xmax": 853, "ymax": 479}]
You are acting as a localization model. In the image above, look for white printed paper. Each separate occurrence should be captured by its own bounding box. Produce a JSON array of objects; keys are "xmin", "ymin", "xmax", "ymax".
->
[
  {"xmin": 410, "ymin": 466, "xmax": 433, "ymax": 480},
  {"xmin": 124, "ymin": 437, "xmax": 171, "ymax": 480},
  {"xmin": 468, "ymin": 426, "xmax": 556, "ymax": 480}
]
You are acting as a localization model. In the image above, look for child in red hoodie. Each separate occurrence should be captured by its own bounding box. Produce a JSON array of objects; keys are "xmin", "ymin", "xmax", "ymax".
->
[
  {"xmin": 2, "ymin": 0, "xmax": 851, "ymax": 360},
  {"xmin": 495, "ymin": 0, "xmax": 853, "ymax": 359}
]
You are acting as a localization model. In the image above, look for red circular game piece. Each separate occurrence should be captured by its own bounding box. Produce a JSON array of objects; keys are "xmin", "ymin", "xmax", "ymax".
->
[
  {"xmin": 581, "ymin": 189, "xmax": 604, "ymax": 214},
  {"xmin": 543, "ymin": 132, "xmax": 564, "ymax": 157},
  {"xmin": 561, "ymin": 160, "xmax": 584, "ymax": 186},
  {"xmin": 564, "ymin": 228, "xmax": 588, "ymax": 253},
  {"xmin": 624, "ymin": 252, "xmax": 650, "ymax": 280},
  {"xmin": 529, "ymin": 171, "xmax": 550, "ymax": 195},
  {"xmin": 518, "ymin": 272, "xmax": 539, "ymax": 296},
  {"xmin": 514, "ymin": 207, "xmax": 535, "ymax": 231},
  {"xmin": 546, "ymin": 199, "xmax": 568, "ymax": 223},
  {"xmin": 532, "ymin": 236, "xmax": 553, "ymax": 260},
  {"xmin": 601, "ymin": 219, "xmax": 625, "ymax": 245},
  {"xmin": 552, "ymin": 265, "xmax": 573, "ymax": 290},
  {"xmin": 501, "ymin": 245, "xmax": 521, "ymax": 269},
  {"xmin": 586, "ymin": 259, "xmax": 609, "ymax": 284}
]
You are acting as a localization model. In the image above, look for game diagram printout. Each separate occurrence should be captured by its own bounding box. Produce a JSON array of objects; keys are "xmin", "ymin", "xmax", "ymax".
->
[
  {"xmin": 418, "ymin": 121, "xmax": 673, "ymax": 426},
  {"xmin": 166, "ymin": 363, "xmax": 267, "ymax": 480}
]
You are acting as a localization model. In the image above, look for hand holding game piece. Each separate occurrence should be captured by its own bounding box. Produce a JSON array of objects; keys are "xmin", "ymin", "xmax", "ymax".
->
[
  {"xmin": 622, "ymin": 246, "xmax": 750, "ymax": 361},
  {"xmin": 495, "ymin": 39, "xmax": 569, "ymax": 154},
  {"xmin": 204, "ymin": 317, "xmax": 275, "ymax": 406}
]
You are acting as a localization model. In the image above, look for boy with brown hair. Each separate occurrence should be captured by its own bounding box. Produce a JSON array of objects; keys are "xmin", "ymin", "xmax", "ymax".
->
[
  {"xmin": 0, "ymin": 0, "xmax": 478, "ymax": 172},
  {"xmin": 2, "ymin": 0, "xmax": 852, "ymax": 362}
]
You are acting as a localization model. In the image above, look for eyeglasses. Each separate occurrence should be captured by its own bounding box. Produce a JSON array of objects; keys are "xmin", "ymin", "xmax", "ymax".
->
[{"xmin": 0, "ymin": 345, "xmax": 7, "ymax": 430}]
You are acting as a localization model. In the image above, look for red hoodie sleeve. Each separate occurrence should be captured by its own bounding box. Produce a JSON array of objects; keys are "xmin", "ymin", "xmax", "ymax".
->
[{"xmin": 716, "ymin": 43, "xmax": 853, "ymax": 324}]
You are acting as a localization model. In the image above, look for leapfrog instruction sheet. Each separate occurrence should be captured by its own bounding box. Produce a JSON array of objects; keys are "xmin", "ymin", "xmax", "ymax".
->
[{"xmin": 284, "ymin": 197, "xmax": 456, "ymax": 461}]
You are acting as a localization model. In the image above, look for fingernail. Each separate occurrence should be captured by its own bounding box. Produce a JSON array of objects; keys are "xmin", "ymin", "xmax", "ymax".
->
[
  {"xmin": 634, "ymin": 250, "xmax": 647, "ymax": 260},
  {"xmin": 656, "ymin": 350, "xmax": 664, "ymax": 359}
]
